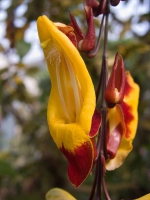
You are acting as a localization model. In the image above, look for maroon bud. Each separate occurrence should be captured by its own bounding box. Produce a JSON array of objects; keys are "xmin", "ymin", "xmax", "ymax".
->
[
  {"xmin": 78, "ymin": 5, "xmax": 95, "ymax": 52},
  {"xmin": 104, "ymin": 53, "xmax": 126, "ymax": 108},
  {"xmin": 110, "ymin": 0, "xmax": 120, "ymax": 6},
  {"xmin": 69, "ymin": 12, "xmax": 85, "ymax": 43},
  {"xmin": 86, "ymin": 0, "xmax": 99, "ymax": 8},
  {"xmin": 93, "ymin": 0, "xmax": 107, "ymax": 17}
]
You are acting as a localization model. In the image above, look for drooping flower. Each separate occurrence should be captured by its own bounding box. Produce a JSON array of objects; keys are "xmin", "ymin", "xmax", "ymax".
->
[
  {"xmin": 37, "ymin": 15, "xmax": 100, "ymax": 187},
  {"xmin": 106, "ymin": 71, "xmax": 140, "ymax": 170}
]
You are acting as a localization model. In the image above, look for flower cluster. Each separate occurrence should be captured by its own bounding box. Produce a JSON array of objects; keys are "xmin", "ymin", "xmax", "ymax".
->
[
  {"xmin": 35, "ymin": 0, "xmax": 146, "ymax": 197},
  {"xmin": 37, "ymin": 16, "xmax": 139, "ymax": 188}
]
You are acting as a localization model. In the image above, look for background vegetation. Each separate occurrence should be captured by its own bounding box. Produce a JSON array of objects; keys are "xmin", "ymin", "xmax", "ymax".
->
[{"xmin": 0, "ymin": 0, "xmax": 150, "ymax": 199}]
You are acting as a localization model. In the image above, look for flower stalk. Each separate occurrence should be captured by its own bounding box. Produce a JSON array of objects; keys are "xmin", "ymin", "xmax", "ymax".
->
[{"xmin": 86, "ymin": 0, "xmax": 112, "ymax": 199}]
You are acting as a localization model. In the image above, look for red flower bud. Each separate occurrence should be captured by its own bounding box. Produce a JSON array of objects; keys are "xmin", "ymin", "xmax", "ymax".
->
[
  {"xmin": 69, "ymin": 12, "xmax": 85, "ymax": 43},
  {"xmin": 78, "ymin": 5, "xmax": 95, "ymax": 51},
  {"xmin": 93, "ymin": 0, "xmax": 107, "ymax": 17},
  {"xmin": 86, "ymin": 0, "xmax": 107, "ymax": 17},
  {"xmin": 86, "ymin": 0, "xmax": 99, "ymax": 9},
  {"xmin": 110, "ymin": 0, "xmax": 120, "ymax": 6},
  {"xmin": 104, "ymin": 53, "xmax": 125, "ymax": 108},
  {"xmin": 69, "ymin": 6, "xmax": 95, "ymax": 52}
]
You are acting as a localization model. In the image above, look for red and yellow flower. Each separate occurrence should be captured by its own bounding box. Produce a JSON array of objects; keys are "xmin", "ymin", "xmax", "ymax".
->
[
  {"xmin": 37, "ymin": 15, "xmax": 100, "ymax": 187},
  {"xmin": 105, "ymin": 55, "xmax": 140, "ymax": 170}
]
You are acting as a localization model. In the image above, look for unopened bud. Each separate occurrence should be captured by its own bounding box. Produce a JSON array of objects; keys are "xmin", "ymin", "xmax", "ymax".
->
[
  {"xmin": 110, "ymin": 0, "xmax": 120, "ymax": 6},
  {"xmin": 69, "ymin": 12, "xmax": 85, "ymax": 43},
  {"xmin": 78, "ymin": 5, "xmax": 95, "ymax": 51},
  {"xmin": 93, "ymin": 0, "xmax": 107, "ymax": 16},
  {"xmin": 86, "ymin": 0, "xmax": 99, "ymax": 9},
  {"xmin": 104, "ymin": 53, "xmax": 125, "ymax": 108}
]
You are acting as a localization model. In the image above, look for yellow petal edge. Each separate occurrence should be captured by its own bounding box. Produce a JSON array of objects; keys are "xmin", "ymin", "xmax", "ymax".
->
[{"xmin": 46, "ymin": 188, "xmax": 76, "ymax": 200}]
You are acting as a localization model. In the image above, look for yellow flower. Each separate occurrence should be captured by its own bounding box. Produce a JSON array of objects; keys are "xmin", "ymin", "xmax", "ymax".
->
[
  {"xmin": 37, "ymin": 15, "xmax": 97, "ymax": 187},
  {"xmin": 134, "ymin": 194, "xmax": 150, "ymax": 200},
  {"xmin": 106, "ymin": 72, "xmax": 140, "ymax": 170},
  {"xmin": 46, "ymin": 188, "xmax": 76, "ymax": 200}
]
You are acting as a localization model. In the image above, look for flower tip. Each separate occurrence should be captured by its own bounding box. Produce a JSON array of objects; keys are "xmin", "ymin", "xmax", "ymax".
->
[{"xmin": 37, "ymin": 15, "xmax": 52, "ymax": 43}]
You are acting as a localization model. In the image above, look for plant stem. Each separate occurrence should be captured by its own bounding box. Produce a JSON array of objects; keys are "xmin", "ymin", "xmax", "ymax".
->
[
  {"xmin": 87, "ymin": 14, "xmax": 105, "ymax": 58},
  {"xmin": 95, "ymin": 156, "xmax": 102, "ymax": 200},
  {"xmin": 102, "ymin": 175, "xmax": 111, "ymax": 200},
  {"xmin": 88, "ymin": 162, "xmax": 98, "ymax": 200},
  {"xmin": 89, "ymin": 1, "xmax": 111, "ymax": 199}
]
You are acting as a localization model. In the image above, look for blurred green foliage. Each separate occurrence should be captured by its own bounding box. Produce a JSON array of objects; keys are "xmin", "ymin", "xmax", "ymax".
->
[{"xmin": 0, "ymin": 0, "xmax": 150, "ymax": 199}]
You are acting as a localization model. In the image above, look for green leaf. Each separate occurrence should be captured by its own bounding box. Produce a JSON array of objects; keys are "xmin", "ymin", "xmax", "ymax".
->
[
  {"xmin": 16, "ymin": 39, "xmax": 31, "ymax": 59},
  {"xmin": 0, "ymin": 160, "xmax": 16, "ymax": 177}
]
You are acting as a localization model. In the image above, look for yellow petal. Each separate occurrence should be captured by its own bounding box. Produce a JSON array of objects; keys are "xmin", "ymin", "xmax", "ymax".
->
[
  {"xmin": 46, "ymin": 188, "xmax": 76, "ymax": 200},
  {"xmin": 37, "ymin": 16, "xmax": 96, "ymax": 186},
  {"xmin": 106, "ymin": 72, "xmax": 140, "ymax": 170},
  {"xmin": 134, "ymin": 194, "xmax": 150, "ymax": 200}
]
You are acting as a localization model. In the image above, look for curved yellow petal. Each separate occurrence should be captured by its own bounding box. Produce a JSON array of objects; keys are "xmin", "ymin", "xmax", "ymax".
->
[
  {"xmin": 46, "ymin": 188, "xmax": 76, "ymax": 200},
  {"xmin": 37, "ymin": 16, "xmax": 96, "ymax": 186},
  {"xmin": 106, "ymin": 72, "xmax": 140, "ymax": 170},
  {"xmin": 37, "ymin": 15, "xmax": 95, "ymax": 130}
]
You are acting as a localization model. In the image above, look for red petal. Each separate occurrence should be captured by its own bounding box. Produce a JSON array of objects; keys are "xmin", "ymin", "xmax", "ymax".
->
[
  {"xmin": 120, "ymin": 72, "xmax": 139, "ymax": 139},
  {"xmin": 60, "ymin": 141, "xmax": 93, "ymax": 187},
  {"xmin": 107, "ymin": 123, "xmax": 123, "ymax": 159},
  {"xmin": 121, "ymin": 102, "xmax": 134, "ymax": 139},
  {"xmin": 89, "ymin": 109, "xmax": 101, "ymax": 137}
]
